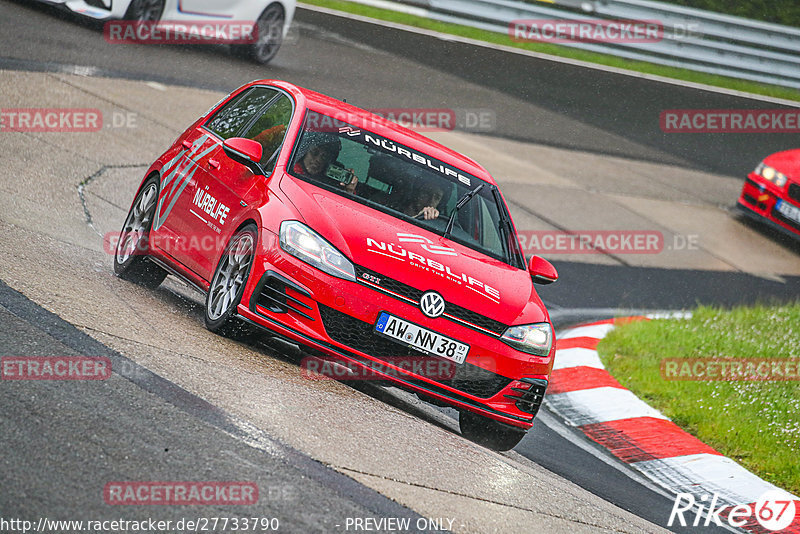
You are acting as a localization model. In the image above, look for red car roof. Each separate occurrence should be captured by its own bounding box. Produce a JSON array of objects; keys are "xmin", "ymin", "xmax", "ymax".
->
[{"xmin": 258, "ymin": 79, "xmax": 498, "ymax": 186}]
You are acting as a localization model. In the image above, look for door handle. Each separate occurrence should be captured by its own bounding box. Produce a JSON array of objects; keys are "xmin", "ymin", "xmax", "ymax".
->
[
  {"xmin": 208, "ymin": 159, "xmax": 220, "ymax": 169},
  {"xmin": 181, "ymin": 140, "xmax": 193, "ymax": 150}
]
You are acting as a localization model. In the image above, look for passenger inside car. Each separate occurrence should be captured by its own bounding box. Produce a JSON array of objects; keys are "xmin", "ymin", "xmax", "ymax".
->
[
  {"xmin": 356, "ymin": 154, "xmax": 402, "ymax": 205},
  {"xmin": 251, "ymin": 124, "xmax": 287, "ymax": 165},
  {"xmin": 293, "ymin": 132, "xmax": 359, "ymax": 194}
]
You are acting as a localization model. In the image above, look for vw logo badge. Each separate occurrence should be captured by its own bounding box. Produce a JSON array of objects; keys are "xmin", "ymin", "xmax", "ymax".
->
[{"xmin": 419, "ymin": 291, "xmax": 446, "ymax": 318}]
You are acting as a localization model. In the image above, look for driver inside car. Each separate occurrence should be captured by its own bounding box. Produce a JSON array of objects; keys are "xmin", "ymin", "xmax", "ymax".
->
[
  {"xmin": 386, "ymin": 175, "xmax": 446, "ymax": 221},
  {"xmin": 405, "ymin": 181, "xmax": 445, "ymax": 220}
]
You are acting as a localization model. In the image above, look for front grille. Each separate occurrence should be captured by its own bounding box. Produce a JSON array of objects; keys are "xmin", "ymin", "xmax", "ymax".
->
[
  {"xmin": 355, "ymin": 264, "xmax": 507, "ymax": 336},
  {"xmin": 318, "ymin": 304, "xmax": 512, "ymax": 399},
  {"xmin": 445, "ymin": 301, "xmax": 507, "ymax": 334},
  {"xmin": 788, "ymin": 183, "xmax": 800, "ymax": 203}
]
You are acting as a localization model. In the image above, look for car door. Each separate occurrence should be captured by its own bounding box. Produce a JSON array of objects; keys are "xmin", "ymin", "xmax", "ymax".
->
[
  {"xmin": 150, "ymin": 128, "xmax": 219, "ymax": 275},
  {"xmin": 192, "ymin": 91, "xmax": 295, "ymax": 277},
  {"xmin": 175, "ymin": 0, "xmax": 246, "ymax": 19},
  {"xmin": 212, "ymin": 91, "xmax": 294, "ymax": 201},
  {"xmin": 168, "ymin": 86, "xmax": 280, "ymax": 278}
]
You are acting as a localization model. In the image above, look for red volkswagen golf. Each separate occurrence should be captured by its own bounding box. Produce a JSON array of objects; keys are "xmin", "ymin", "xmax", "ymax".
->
[{"xmin": 114, "ymin": 80, "xmax": 558, "ymax": 450}]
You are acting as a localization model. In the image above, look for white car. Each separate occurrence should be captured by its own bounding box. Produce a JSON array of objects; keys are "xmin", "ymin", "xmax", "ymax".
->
[{"xmin": 35, "ymin": 0, "xmax": 296, "ymax": 64}]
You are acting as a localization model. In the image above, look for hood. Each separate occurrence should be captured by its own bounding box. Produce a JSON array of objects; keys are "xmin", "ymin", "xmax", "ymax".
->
[
  {"xmin": 763, "ymin": 149, "xmax": 800, "ymax": 180},
  {"xmin": 280, "ymin": 177, "xmax": 545, "ymax": 326}
]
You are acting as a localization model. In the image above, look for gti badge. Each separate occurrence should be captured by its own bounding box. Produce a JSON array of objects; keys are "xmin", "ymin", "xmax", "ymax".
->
[{"xmin": 419, "ymin": 291, "xmax": 446, "ymax": 318}]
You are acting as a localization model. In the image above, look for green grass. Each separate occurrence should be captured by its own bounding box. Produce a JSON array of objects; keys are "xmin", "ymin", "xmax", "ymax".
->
[
  {"xmin": 597, "ymin": 303, "xmax": 800, "ymax": 495},
  {"xmin": 299, "ymin": 0, "xmax": 800, "ymax": 102}
]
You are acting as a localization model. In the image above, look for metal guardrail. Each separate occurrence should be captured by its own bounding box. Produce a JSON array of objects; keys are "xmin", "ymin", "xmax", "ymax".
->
[{"xmin": 364, "ymin": 0, "xmax": 800, "ymax": 90}]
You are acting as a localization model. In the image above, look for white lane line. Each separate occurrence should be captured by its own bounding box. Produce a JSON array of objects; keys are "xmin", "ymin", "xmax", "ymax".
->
[
  {"xmin": 559, "ymin": 323, "xmax": 615, "ymax": 340},
  {"xmin": 633, "ymin": 453, "xmax": 799, "ymax": 506},
  {"xmin": 537, "ymin": 409, "xmax": 676, "ymax": 493},
  {"xmin": 146, "ymin": 81, "xmax": 167, "ymax": 91},
  {"xmin": 547, "ymin": 387, "xmax": 669, "ymax": 426},
  {"xmin": 536, "ymin": 410, "xmax": 743, "ymax": 534},
  {"xmin": 553, "ymin": 347, "xmax": 605, "ymax": 370}
]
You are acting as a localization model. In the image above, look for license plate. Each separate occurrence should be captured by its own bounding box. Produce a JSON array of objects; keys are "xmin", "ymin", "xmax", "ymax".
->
[
  {"xmin": 375, "ymin": 312, "xmax": 469, "ymax": 364},
  {"xmin": 776, "ymin": 199, "xmax": 800, "ymax": 224}
]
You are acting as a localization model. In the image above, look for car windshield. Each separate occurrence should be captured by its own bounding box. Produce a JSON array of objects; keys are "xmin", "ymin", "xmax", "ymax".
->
[{"xmin": 288, "ymin": 110, "xmax": 523, "ymax": 267}]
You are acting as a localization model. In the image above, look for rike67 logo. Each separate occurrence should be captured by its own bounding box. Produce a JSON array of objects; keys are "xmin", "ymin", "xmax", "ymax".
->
[{"xmin": 669, "ymin": 491, "xmax": 798, "ymax": 531}]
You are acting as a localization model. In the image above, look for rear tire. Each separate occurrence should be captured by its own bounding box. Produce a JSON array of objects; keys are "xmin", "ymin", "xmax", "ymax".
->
[
  {"xmin": 233, "ymin": 4, "xmax": 284, "ymax": 64},
  {"xmin": 459, "ymin": 410, "xmax": 527, "ymax": 451},
  {"xmin": 114, "ymin": 176, "xmax": 168, "ymax": 290},
  {"xmin": 204, "ymin": 224, "xmax": 258, "ymax": 336},
  {"xmin": 124, "ymin": 0, "xmax": 165, "ymax": 21}
]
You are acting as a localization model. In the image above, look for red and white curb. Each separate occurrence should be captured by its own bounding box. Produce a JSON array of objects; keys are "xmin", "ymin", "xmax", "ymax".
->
[{"xmin": 546, "ymin": 316, "xmax": 800, "ymax": 533}]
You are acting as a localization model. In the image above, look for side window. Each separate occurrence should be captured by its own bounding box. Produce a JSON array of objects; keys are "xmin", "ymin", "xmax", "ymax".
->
[
  {"xmin": 242, "ymin": 94, "xmax": 293, "ymax": 171},
  {"xmin": 205, "ymin": 87, "xmax": 278, "ymax": 140}
]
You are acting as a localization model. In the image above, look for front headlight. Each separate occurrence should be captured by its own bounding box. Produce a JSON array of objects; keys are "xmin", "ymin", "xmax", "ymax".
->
[
  {"xmin": 755, "ymin": 162, "xmax": 788, "ymax": 188},
  {"xmin": 279, "ymin": 221, "xmax": 356, "ymax": 281},
  {"xmin": 501, "ymin": 322, "xmax": 553, "ymax": 356}
]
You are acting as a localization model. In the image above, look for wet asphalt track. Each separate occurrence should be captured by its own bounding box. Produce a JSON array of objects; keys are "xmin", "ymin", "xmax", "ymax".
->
[{"xmin": 0, "ymin": 280, "xmax": 425, "ymax": 532}]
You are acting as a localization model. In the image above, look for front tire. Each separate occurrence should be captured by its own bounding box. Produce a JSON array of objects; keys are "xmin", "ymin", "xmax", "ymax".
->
[
  {"xmin": 114, "ymin": 176, "xmax": 168, "ymax": 289},
  {"xmin": 204, "ymin": 224, "xmax": 258, "ymax": 336},
  {"xmin": 459, "ymin": 410, "xmax": 527, "ymax": 451}
]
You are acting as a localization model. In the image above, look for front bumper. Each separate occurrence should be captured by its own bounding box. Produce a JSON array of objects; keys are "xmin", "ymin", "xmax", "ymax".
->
[
  {"xmin": 235, "ymin": 233, "xmax": 552, "ymax": 429},
  {"xmin": 738, "ymin": 176, "xmax": 800, "ymax": 240},
  {"xmin": 43, "ymin": 0, "xmax": 115, "ymax": 20}
]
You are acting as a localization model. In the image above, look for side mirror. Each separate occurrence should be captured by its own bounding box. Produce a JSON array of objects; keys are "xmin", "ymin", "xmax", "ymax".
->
[
  {"xmin": 528, "ymin": 255, "xmax": 558, "ymax": 285},
  {"xmin": 223, "ymin": 137, "xmax": 264, "ymax": 175}
]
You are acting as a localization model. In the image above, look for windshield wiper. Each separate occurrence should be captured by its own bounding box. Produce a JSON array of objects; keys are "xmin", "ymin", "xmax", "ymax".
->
[
  {"xmin": 444, "ymin": 183, "xmax": 485, "ymax": 239},
  {"xmin": 491, "ymin": 187, "xmax": 524, "ymax": 268}
]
